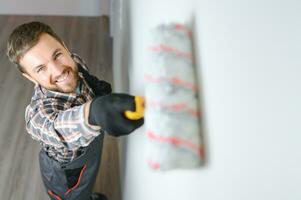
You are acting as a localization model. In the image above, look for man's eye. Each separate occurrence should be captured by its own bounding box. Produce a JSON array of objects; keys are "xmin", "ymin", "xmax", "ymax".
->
[
  {"xmin": 37, "ymin": 66, "xmax": 45, "ymax": 73},
  {"xmin": 54, "ymin": 52, "xmax": 62, "ymax": 59}
]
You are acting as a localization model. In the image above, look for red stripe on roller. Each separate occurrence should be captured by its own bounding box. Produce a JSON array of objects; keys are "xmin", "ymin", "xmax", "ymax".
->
[
  {"xmin": 187, "ymin": 108, "xmax": 201, "ymax": 117},
  {"xmin": 149, "ymin": 44, "xmax": 192, "ymax": 58},
  {"xmin": 144, "ymin": 74, "xmax": 198, "ymax": 91},
  {"xmin": 174, "ymin": 23, "xmax": 193, "ymax": 37},
  {"xmin": 147, "ymin": 160, "xmax": 161, "ymax": 169},
  {"xmin": 147, "ymin": 100, "xmax": 201, "ymax": 118},
  {"xmin": 169, "ymin": 77, "xmax": 197, "ymax": 91},
  {"xmin": 146, "ymin": 130, "xmax": 204, "ymax": 158},
  {"xmin": 149, "ymin": 101, "xmax": 186, "ymax": 111}
]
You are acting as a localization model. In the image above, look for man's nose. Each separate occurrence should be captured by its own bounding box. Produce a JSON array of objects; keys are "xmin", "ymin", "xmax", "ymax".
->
[{"xmin": 49, "ymin": 62, "xmax": 64, "ymax": 79}]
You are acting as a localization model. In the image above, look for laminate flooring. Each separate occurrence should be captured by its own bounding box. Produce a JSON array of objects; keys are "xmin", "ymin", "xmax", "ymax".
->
[{"xmin": 0, "ymin": 15, "xmax": 121, "ymax": 200}]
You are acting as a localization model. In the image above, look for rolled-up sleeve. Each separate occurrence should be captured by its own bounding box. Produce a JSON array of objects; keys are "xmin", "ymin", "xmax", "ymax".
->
[{"xmin": 25, "ymin": 102, "xmax": 101, "ymax": 150}]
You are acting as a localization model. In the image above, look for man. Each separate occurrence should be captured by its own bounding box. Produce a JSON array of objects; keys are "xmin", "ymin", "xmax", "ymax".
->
[{"xmin": 6, "ymin": 21, "xmax": 144, "ymax": 200}]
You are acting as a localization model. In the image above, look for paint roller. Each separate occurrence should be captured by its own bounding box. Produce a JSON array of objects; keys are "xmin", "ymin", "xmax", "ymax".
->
[
  {"xmin": 143, "ymin": 23, "xmax": 204, "ymax": 170},
  {"xmin": 124, "ymin": 23, "xmax": 204, "ymax": 171}
]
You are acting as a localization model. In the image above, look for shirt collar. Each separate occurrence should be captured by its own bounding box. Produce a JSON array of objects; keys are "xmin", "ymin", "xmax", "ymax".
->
[{"xmin": 34, "ymin": 70, "xmax": 94, "ymax": 102}]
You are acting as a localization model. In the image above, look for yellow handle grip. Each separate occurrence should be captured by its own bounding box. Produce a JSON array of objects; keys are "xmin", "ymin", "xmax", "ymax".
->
[{"xmin": 124, "ymin": 96, "xmax": 145, "ymax": 120}]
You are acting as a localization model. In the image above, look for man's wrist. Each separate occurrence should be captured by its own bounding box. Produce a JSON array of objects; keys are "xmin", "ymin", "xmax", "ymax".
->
[{"xmin": 84, "ymin": 100, "xmax": 101, "ymax": 130}]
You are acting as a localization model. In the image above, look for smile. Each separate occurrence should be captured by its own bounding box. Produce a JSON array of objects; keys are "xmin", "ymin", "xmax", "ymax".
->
[{"xmin": 55, "ymin": 71, "xmax": 69, "ymax": 83}]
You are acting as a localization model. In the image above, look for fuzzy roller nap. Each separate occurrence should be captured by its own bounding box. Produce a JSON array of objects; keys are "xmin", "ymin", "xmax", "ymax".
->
[{"xmin": 144, "ymin": 23, "xmax": 204, "ymax": 171}]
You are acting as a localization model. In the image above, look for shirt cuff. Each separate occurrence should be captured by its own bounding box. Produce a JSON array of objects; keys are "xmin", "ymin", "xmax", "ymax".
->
[{"xmin": 79, "ymin": 103, "xmax": 101, "ymax": 135}]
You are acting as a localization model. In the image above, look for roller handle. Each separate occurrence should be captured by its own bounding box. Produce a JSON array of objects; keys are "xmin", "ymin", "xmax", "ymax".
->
[{"xmin": 124, "ymin": 96, "xmax": 145, "ymax": 120}]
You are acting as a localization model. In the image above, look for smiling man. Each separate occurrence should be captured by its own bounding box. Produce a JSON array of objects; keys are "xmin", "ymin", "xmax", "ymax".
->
[
  {"xmin": 20, "ymin": 33, "xmax": 79, "ymax": 93},
  {"xmin": 6, "ymin": 21, "xmax": 144, "ymax": 200}
]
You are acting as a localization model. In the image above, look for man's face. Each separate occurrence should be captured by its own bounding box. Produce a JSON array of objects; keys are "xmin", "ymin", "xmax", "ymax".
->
[{"xmin": 19, "ymin": 33, "xmax": 78, "ymax": 93}]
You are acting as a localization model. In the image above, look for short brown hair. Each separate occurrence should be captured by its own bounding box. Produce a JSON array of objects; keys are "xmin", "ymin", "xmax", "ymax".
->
[{"xmin": 6, "ymin": 21, "xmax": 64, "ymax": 72}]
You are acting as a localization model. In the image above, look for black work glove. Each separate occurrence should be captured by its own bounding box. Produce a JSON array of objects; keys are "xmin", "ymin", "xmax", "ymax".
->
[{"xmin": 88, "ymin": 93, "xmax": 144, "ymax": 136}]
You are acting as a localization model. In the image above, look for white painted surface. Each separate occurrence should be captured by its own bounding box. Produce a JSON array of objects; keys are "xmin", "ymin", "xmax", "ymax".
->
[
  {"xmin": 120, "ymin": 0, "xmax": 301, "ymax": 199},
  {"xmin": 0, "ymin": 0, "xmax": 110, "ymax": 16}
]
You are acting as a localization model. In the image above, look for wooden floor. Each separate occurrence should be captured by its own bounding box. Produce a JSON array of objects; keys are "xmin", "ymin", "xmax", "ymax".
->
[{"xmin": 0, "ymin": 15, "xmax": 121, "ymax": 200}]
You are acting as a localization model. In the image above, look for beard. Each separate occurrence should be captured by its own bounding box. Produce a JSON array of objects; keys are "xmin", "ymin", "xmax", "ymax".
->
[{"xmin": 43, "ymin": 66, "xmax": 79, "ymax": 93}]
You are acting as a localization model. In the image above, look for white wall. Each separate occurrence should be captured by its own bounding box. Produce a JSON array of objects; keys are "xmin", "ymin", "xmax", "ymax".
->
[
  {"xmin": 0, "ymin": 0, "xmax": 110, "ymax": 16},
  {"xmin": 121, "ymin": 0, "xmax": 301, "ymax": 199}
]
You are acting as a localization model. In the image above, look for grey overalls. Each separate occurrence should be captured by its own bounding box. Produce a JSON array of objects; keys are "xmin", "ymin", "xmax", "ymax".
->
[{"xmin": 39, "ymin": 134, "xmax": 104, "ymax": 200}]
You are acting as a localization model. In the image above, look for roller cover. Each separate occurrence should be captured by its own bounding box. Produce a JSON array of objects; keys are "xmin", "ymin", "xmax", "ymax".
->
[{"xmin": 144, "ymin": 23, "xmax": 204, "ymax": 171}]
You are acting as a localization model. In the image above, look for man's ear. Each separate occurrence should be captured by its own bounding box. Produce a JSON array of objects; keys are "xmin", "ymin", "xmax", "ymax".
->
[{"xmin": 22, "ymin": 73, "xmax": 38, "ymax": 85}]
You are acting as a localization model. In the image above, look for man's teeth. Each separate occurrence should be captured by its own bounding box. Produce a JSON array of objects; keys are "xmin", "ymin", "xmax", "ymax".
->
[{"xmin": 56, "ymin": 72, "xmax": 68, "ymax": 82}]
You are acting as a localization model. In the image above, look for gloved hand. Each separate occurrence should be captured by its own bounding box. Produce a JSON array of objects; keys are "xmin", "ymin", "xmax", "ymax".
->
[{"xmin": 88, "ymin": 93, "xmax": 144, "ymax": 136}]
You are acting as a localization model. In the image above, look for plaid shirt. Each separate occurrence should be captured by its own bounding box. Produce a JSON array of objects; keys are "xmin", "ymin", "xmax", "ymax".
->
[{"xmin": 25, "ymin": 54, "xmax": 111, "ymax": 163}]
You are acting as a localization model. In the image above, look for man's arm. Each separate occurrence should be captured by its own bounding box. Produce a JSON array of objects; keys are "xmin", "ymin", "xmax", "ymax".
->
[
  {"xmin": 25, "ymin": 101, "xmax": 102, "ymax": 150},
  {"xmin": 26, "ymin": 94, "xmax": 144, "ymax": 150}
]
